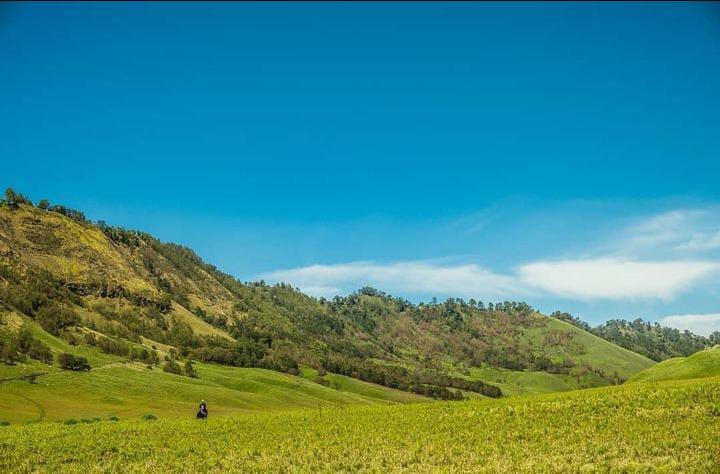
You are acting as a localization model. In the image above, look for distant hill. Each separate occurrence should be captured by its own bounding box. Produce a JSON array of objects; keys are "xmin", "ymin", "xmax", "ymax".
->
[
  {"xmin": 0, "ymin": 188, "xmax": 654, "ymax": 413},
  {"xmin": 551, "ymin": 312, "xmax": 718, "ymax": 362},
  {"xmin": 628, "ymin": 347, "xmax": 720, "ymax": 384}
]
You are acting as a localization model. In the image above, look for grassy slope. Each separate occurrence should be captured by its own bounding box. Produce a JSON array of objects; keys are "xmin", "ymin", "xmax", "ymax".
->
[
  {"xmin": 523, "ymin": 317, "xmax": 655, "ymax": 380},
  {"xmin": 300, "ymin": 367, "xmax": 426, "ymax": 403},
  {"xmin": 451, "ymin": 318, "xmax": 656, "ymax": 396},
  {"xmin": 628, "ymin": 347, "xmax": 720, "ymax": 384},
  {"xmin": 0, "ymin": 205, "xmax": 238, "ymax": 337},
  {"xmin": 0, "ymin": 205, "xmax": 156, "ymax": 296},
  {"xmin": 0, "ymin": 316, "xmax": 427, "ymax": 424},
  {"xmin": 0, "ymin": 364, "xmax": 426, "ymax": 424},
  {"xmin": 167, "ymin": 302, "xmax": 233, "ymax": 340},
  {"xmin": 463, "ymin": 366, "xmax": 578, "ymax": 396},
  {"xmin": 2, "ymin": 377, "xmax": 718, "ymax": 472},
  {"xmin": 0, "ymin": 360, "xmax": 429, "ymax": 424}
]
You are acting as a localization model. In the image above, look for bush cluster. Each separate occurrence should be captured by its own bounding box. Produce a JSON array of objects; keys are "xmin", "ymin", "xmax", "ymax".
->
[{"xmin": 58, "ymin": 353, "xmax": 91, "ymax": 371}]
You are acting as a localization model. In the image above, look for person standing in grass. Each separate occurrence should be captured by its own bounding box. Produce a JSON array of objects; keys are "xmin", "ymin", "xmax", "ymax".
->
[{"xmin": 196, "ymin": 400, "xmax": 208, "ymax": 419}]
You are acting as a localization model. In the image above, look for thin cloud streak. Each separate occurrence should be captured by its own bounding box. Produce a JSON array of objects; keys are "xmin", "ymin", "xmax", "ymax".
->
[{"xmin": 608, "ymin": 208, "xmax": 720, "ymax": 258}]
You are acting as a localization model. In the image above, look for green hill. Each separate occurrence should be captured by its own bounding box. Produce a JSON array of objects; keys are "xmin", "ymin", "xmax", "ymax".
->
[
  {"xmin": 0, "ymin": 190, "xmax": 654, "ymax": 412},
  {"xmin": 451, "ymin": 318, "xmax": 654, "ymax": 396},
  {"xmin": 523, "ymin": 317, "xmax": 653, "ymax": 381},
  {"xmin": 628, "ymin": 347, "xmax": 720, "ymax": 384},
  {"xmin": 590, "ymin": 318, "xmax": 717, "ymax": 361}
]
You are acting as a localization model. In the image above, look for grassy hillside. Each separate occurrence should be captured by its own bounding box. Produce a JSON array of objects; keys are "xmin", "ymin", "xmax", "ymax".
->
[
  {"xmin": 2, "ymin": 376, "xmax": 717, "ymax": 472},
  {"xmin": 522, "ymin": 318, "xmax": 653, "ymax": 381},
  {"xmin": 299, "ymin": 367, "xmax": 429, "ymax": 402},
  {"xmin": 0, "ymin": 362, "xmax": 427, "ymax": 424},
  {"xmin": 0, "ymin": 315, "xmax": 426, "ymax": 424},
  {"xmin": 0, "ymin": 194, "xmax": 654, "ymax": 406},
  {"xmin": 628, "ymin": 347, "xmax": 720, "ymax": 384},
  {"xmin": 435, "ymin": 319, "xmax": 654, "ymax": 397}
]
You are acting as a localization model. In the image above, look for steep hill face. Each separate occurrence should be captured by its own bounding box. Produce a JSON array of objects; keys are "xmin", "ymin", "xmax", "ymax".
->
[{"xmin": 0, "ymin": 196, "xmax": 654, "ymax": 401}]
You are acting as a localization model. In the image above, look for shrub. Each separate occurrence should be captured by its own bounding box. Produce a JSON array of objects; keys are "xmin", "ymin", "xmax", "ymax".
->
[
  {"xmin": 0, "ymin": 338, "xmax": 22, "ymax": 364},
  {"xmin": 109, "ymin": 416, "xmax": 119, "ymax": 422},
  {"xmin": 0, "ymin": 421, "xmax": 10, "ymax": 426},
  {"xmin": 16, "ymin": 326, "xmax": 53, "ymax": 364},
  {"xmin": 58, "ymin": 353, "xmax": 91, "ymax": 371},
  {"xmin": 27, "ymin": 342, "xmax": 53, "ymax": 364},
  {"xmin": 64, "ymin": 419, "xmax": 78, "ymax": 425},
  {"xmin": 3, "ymin": 187, "xmax": 31, "ymax": 209},
  {"xmin": 142, "ymin": 414, "xmax": 157, "ymax": 421},
  {"xmin": 184, "ymin": 361, "xmax": 198, "ymax": 378},
  {"xmin": 314, "ymin": 376, "xmax": 330, "ymax": 387},
  {"xmin": 163, "ymin": 359, "xmax": 182, "ymax": 375},
  {"xmin": 35, "ymin": 304, "xmax": 80, "ymax": 337}
]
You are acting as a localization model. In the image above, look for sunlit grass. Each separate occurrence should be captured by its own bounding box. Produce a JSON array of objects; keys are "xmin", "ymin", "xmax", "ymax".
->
[{"xmin": 2, "ymin": 377, "xmax": 718, "ymax": 472}]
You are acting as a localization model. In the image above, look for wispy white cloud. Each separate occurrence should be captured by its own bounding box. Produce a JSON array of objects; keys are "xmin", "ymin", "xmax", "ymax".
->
[
  {"xmin": 261, "ymin": 257, "xmax": 719, "ymax": 302},
  {"xmin": 517, "ymin": 258, "xmax": 719, "ymax": 301},
  {"xmin": 259, "ymin": 207, "xmax": 720, "ymax": 304},
  {"xmin": 261, "ymin": 261, "xmax": 521, "ymax": 299},
  {"xmin": 609, "ymin": 208, "xmax": 720, "ymax": 258},
  {"xmin": 658, "ymin": 313, "xmax": 720, "ymax": 337},
  {"xmin": 676, "ymin": 230, "xmax": 720, "ymax": 251}
]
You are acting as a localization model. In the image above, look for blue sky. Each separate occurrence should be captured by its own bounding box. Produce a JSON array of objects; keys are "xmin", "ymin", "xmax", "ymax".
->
[{"xmin": 2, "ymin": 2, "xmax": 720, "ymax": 333}]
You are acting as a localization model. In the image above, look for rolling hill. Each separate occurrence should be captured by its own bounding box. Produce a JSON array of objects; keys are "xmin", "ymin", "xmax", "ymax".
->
[
  {"xmin": 590, "ymin": 318, "xmax": 717, "ymax": 361},
  {"xmin": 0, "ymin": 190, "xmax": 655, "ymax": 418},
  {"xmin": 628, "ymin": 347, "xmax": 720, "ymax": 384}
]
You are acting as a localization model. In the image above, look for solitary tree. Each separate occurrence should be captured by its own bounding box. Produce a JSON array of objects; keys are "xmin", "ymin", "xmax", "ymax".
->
[{"xmin": 4, "ymin": 188, "xmax": 20, "ymax": 209}]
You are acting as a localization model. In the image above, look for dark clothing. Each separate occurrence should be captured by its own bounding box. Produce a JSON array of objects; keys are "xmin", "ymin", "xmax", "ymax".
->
[{"xmin": 196, "ymin": 403, "xmax": 208, "ymax": 419}]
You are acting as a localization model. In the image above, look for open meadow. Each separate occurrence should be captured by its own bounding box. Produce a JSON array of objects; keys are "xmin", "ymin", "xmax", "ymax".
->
[
  {"xmin": 2, "ymin": 376, "xmax": 718, "ymax": 473},
  {"xmin": 3, "ymin": 3, "xmax": 720, "ymax": 472}
]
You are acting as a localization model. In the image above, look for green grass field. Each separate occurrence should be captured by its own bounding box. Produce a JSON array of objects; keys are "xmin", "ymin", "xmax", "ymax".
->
[
  {"xmin": 2, "ymin": 376, "xmax": 718, "ymax": 472},
  {"xmin": 460, "ymin": 366, "xmax": 584, "ymax": 396},
  {"xmin": 628, "ymin": 347, "xmax": 720, "ymax": 384},
  {"xmin": 0, "ymin": 361, "xmax": 428, "ymax": 424}
]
